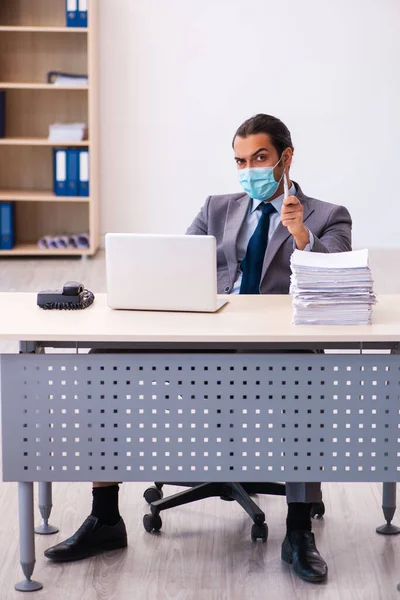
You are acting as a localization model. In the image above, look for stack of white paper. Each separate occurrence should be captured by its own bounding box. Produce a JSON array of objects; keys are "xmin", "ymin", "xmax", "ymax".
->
[
  {"xmin": 48, "ymin": 123, "xmax": 87, "ymax": 142},
  {"xmin": 290, "ymin": 249, "xmax": 376, "ymax": 325}
]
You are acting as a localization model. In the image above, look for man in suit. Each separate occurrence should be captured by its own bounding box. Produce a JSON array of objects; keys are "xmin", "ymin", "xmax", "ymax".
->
[
  {"xmin": 185, "ymin": 114, "xmax": 351, "ymax": 583},
  {"xmin": 45, "ymin": 114, "xmax": 351, "ymax": 584}
]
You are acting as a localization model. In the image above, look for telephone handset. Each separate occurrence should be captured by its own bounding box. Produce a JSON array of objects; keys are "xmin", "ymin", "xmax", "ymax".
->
[{"xmin": 37, "ymin": 281, "xmax": 95, "ymax": 310}]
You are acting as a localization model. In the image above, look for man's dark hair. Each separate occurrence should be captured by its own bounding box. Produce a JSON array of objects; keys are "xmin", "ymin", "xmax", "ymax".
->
[{"xmin": 233, "ymin": 114, "xmax": 294, "ymax": 156}]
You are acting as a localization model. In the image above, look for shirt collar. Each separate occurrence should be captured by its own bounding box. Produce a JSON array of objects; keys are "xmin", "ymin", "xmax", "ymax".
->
[{"xmin": 250, "ymin": 182, "xmax": 296, "ymax": 214}]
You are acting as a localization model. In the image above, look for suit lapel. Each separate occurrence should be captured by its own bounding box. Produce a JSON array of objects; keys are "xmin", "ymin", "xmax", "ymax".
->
[
  {"xmin": 223, "ymin": 194, "xmax": 251, "ymax": 283},
  {"xmin": 260, "ymin": 183, "xmax": 315, "ymax": 284}
]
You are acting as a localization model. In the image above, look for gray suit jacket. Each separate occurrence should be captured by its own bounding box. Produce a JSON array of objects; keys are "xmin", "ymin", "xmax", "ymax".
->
[{"xmin": 186, "ymin": 182, "xmax": 352, "ymax": 295}]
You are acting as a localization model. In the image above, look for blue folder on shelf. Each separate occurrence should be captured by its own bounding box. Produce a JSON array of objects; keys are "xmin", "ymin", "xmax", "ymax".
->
[
  {"xmin": 0, "ymin": 202, "xmax": 15, "ymax": 250},
  {"xmin": 77, "ymin": 0, "xmax": 88, "ymax": 27},
  {"xmin": 66, "ymin": 0, "xmax": 78, "ymax": 27},
  {"xmin": 66, "ymin": 149, "xmax": 80, "ymax": 196},
  {"xmin": 79, "ymin": 149, "xmax": 89, "ymax": 196},
  {"xmin": 53, "ymin": 149, "xmax": 67, "ymax": 196},
  {"xmin": 0, "ymin": 91, "xmax": 5, "ymax": 138}
]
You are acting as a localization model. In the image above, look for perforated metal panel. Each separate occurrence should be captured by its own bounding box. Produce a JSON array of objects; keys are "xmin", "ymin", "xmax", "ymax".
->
[{"xmin": 2, "ymin": 353, "xmax": 400, "ymax": 482}]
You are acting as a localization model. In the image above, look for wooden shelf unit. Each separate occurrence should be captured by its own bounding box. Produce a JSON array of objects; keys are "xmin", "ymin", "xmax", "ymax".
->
[{"xmin": 0, "ymin": 0, "xmax": 99, "ymax": 257}]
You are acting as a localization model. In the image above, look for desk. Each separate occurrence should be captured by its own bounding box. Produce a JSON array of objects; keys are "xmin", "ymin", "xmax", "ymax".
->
[{"xmin": 1, "ymin": 293, "xmax": 400, "ymax": 591}]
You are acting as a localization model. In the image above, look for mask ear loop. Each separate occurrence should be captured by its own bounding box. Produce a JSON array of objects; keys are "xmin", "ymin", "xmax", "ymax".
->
[{"xmin": 274, "ymin": 155, "xmax": 286, "ymax": 189}]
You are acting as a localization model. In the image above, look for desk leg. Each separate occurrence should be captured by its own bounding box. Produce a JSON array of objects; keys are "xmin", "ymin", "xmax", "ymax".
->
[
  {"xmin": 35, "ymin": 482, "xmax": 59, "ymax": 535},
  {"xmin": 15, "ymin": 482, "xmax": 43, "ymax": 592},
  {"xmin": 376, "ymin": 482, "xmax": 400, "ymax": 535}
]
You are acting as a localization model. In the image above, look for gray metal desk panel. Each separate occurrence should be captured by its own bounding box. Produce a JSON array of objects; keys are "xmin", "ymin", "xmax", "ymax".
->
[{"xmin": 2, "ymin": 352, "xmax": 400, "ymax": 483}]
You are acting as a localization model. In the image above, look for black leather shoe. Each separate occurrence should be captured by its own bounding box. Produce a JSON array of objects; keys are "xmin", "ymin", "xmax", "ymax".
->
[
  {"xmin": 44, "ymin": 515, "xmax": 127, "ymax": 562},
  {"xmin": 281, "ymin": 530, "xmax": 327, "ymax": 583}
]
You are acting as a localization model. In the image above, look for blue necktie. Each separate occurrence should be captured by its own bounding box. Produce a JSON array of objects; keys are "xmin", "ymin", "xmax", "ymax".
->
[{"xmin": 240, "ymin": 202, "xmax": 277, "ymax": 294}]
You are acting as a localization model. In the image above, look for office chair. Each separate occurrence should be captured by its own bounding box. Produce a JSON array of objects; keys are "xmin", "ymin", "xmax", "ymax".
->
[{"xmin": 143, "ymin": 482, "xmax": 325, "ymax": 542}]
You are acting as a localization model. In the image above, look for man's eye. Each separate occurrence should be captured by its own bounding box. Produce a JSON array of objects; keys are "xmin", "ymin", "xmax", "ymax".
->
[{"xmin": 256, "ymin": 155, "xmax": 266, "ymax": 161}]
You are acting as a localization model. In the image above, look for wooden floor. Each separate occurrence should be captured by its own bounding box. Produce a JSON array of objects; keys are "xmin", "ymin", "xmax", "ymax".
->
[{"xmin": 1, "ymin": 250, "xmax": 400, "ymax": 600}]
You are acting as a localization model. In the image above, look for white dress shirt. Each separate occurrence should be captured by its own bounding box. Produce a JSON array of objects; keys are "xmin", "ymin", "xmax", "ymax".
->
[{"xmin": 231, "ymin": 183, "xmax": 314, "ymax": 294}]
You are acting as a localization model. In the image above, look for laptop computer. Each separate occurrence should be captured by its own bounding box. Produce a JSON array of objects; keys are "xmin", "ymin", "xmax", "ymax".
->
[{"xmin": 105, "ymin": 233, "xmax": 228, "ymax": 312}]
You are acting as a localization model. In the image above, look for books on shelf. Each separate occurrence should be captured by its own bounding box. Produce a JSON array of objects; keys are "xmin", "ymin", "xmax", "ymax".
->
[
  {"xmin": 66, "ymin": 0, "xmax": 88, "ymax": 27},
  {"xmin": 49, "ymin": 123, "xmax": 87, "ymax": 142},
  {"xmin": 290, "ymin": 249, "xmax": 376, "ymax": 325},
  {"xmin": 78, "ymin": 0, "xmax": 88, "ymax": 27},
  {"xmin": 79, "ymin": 149, "xmax": 89, "ymax": 196},
  {"xmin": 0, "ymin": 202, "xmax": 15, "ymax": 250},
  {"xmin": 53, "ymin": 148, "xmax": 90, "ymax": 197}
]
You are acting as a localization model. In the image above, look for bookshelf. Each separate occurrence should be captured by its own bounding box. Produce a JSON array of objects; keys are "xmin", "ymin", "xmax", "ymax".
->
[{"xmin": 0, "ymin": 0, "xmax": 99, "ymax": 257}]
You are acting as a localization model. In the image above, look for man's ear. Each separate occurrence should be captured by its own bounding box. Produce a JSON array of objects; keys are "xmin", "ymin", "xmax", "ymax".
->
[{"xmin": 282, "ymin": 147, "xmax": 293, "ymax": 169}]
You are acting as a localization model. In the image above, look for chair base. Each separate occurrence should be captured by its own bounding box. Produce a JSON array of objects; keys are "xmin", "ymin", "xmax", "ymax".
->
[
  {"xmin": 143, "ymin": 481, "xmax": 325, "ymax": 541},
  {"xmin": 143, "ymin": 481, "xmax": 288, "ymax": 542}
]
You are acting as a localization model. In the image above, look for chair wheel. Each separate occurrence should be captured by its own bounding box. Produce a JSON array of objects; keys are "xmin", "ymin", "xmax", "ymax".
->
[
  {"xmin": 143, "ymin": 513, "xmax": 163, "ymax": 533},
  {"xmin": 311, "ymin": 501, "xmax": 325, "ymax": 518},
  {"xmin": 143, "ymin": 486, "xmax": 164, "ymax": 504},
  {"xmin": 251, "ymin": 522, "xmax": 268, "ymax": 543}
]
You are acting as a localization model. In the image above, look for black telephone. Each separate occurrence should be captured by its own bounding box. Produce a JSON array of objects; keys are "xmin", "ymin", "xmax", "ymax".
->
[{"xmin": 37, "ymin": 281, "xmax": 95, "ymax": 310}]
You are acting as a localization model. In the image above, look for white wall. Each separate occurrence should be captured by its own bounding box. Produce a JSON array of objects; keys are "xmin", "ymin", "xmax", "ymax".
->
[{"xmin": 99, "ymin": 0, "xmax": 400, "ymax": 248}]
